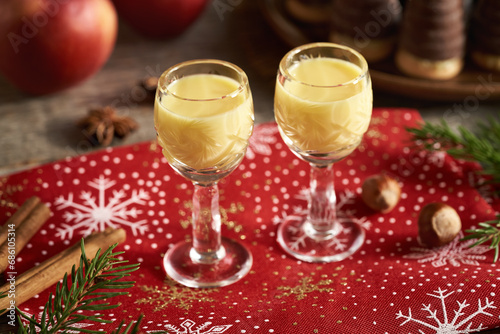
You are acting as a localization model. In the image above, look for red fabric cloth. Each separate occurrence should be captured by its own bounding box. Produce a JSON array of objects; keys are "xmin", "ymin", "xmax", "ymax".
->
[{"xmin": 1, "ymin": 108, "xmax": 499, "ymax": 333}]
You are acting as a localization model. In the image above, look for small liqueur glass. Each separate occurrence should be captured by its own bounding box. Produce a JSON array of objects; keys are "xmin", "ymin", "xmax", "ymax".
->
[
  {"xmin": 154, "ymin": 59, "xmax": 254, "ymax": 287},
  {"xmin": 274, "ymin": 42, "xmax": 373, "ymax": 262}
]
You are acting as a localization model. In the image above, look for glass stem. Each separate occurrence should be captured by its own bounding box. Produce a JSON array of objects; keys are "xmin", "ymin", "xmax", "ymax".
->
[
  {"xmin": 190, "ymin": 183, "xmax": 226, "ymax": 264},
  {"xmin": 305, "ymin": 163, "xmax": 340, "ymax": 240}
]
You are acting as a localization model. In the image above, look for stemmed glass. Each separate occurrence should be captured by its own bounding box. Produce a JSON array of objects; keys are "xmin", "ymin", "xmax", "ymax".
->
[
  {"xmin": 154, "ymin": 59, "xmax": 254, "ymax": 287},
  {"xmin": 274, "ymin": 42, "xmax": 373, "ymax": 263}
]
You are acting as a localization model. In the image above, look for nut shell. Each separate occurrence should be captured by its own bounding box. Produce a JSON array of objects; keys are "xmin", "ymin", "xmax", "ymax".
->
[
  {"xmin": 418, "ymin": 202, "xmax": 462, "ymax": 247},
  {"xmin": 361, "ymin": 174, "xmax": 401, "ymax": 213}
]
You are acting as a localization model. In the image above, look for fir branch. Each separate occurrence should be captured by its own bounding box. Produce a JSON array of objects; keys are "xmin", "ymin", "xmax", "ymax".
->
[
  {"xmin": 407, "ymin": 116, "xmax": 500, "ymax": 262},
  {"xmin": 0, "ymin": 290, "xmax": 6, "ymax": 314},
  {"xmin": 461, "ymin": 216, "xmax": 500, "ymax": 262},
  {"xmin": 109, "ymin": 314, "xmax": 169, "ymax": 334},
  {"xmin": 16, "ymin": 239, "xmax": 140, "ymax": 333},
  {"xmin": 406, "ymin": 116, "xmax": 500, "ymax": 183},
  {"xmin": 110, "ymin": 314, "xmax": 144, "ymax": 334}
]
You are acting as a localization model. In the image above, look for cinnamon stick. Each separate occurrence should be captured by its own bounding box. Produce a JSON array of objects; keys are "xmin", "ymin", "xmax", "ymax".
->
[
  {"xmin": 0, "ymin": 196, "xmax": 40, "ymax": 245},
  {"xmin": 0, "ymin": 228, "xmax": 126, "ymax": 313},
  {"xmin": 0, "ymin": 198, "xmax": 51, "ymax": 273}
]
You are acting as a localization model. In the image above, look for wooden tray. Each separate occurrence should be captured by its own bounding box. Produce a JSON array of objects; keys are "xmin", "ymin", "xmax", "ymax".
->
[{"xmin": 259, "ymin": 0, "xmax": 500, "ymax": 101}]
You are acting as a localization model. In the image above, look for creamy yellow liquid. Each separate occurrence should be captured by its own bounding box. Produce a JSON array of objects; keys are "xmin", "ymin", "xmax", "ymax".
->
[
  {"xmin": 275, "ymin": 57, "xmax": 372, "ymax": 153},
  {"xmin": 155, "ymin": 74, "xmax": 253, "ymax": 170}
]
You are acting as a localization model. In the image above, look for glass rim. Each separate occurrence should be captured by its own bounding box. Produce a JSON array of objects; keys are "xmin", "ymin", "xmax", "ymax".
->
[
  {"xmin": 157, "ymin": 59, "xmax": 249, "ymax": 102},
  {"xmin": 279, "ymin": 42, "xmax": 369, "ymax": 88}
]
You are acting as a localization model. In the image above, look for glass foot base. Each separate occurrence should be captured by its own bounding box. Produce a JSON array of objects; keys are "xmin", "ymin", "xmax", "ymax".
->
[
  {"xmin": 277, "ymin": 215, "xmax": 365, "ymax": 263},
  {"xmin": 163, "ymin": 237, "xmax": 252, "ymax": 288}
]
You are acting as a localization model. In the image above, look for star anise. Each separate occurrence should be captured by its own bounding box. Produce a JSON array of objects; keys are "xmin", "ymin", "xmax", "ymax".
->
[{"xmin": 77, "ymin": 106, "xmax": 139, "ymax": 146}]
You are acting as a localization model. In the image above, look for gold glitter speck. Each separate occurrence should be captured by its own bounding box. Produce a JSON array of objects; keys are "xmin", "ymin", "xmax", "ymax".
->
[
  {"xmin": 275, "ymin": 276, "xmax": 334, "ymax": 301},
  {"xmin": 136, "ymin": 278, "xmax": 218, "ymax": 311}
]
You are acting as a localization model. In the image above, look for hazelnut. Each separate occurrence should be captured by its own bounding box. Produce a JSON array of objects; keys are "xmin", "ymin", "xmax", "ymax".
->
[
  {"xmin": 418, "ymin": 202, "xmax": 462, "ymax": 247},
  {"xmin": 361, "ymin": 174, "xmax": 401, "ymax": 213}
]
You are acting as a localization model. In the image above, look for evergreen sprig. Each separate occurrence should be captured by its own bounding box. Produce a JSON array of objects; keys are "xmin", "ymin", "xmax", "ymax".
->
[
  {"xmin": 110, "ymin": 314, "xmax": 145, "ymax": 334},
  {"xmin": 406, "ymin": 116, "xmax": 500, "ymax": 184},
  {"xmin": 461, "ymin": 216, "xmax": 500, "ymax": 262},
  {"xmin": 0, "ymin": 290, "xmax": 7, "ymax": 315},
  {"xmin": 406, "ymin": 115, "xmax": 500, "ymax": 262},
  {"xmin": 16, "ymin": 240, "xmax": 141, "ymax": 333}
]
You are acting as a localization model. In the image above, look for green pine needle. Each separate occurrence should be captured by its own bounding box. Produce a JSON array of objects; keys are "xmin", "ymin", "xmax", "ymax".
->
[
  {"xmin": 406, "ymin": 116, "xmax": 500, "ymax": 183},
  {"xmin": 110, "ymin": 314, "xmax": 146, "ymax": 334},
  {"xmin": 15, "ymin": 239, "xmax": 141, "ymax": 333},
  {"xmin": 461, "ymin": 216, "xmax": 500, "ymax": 262},
  {"xmin": 0, "ymin": 291, "xmax": 7, "ymax": 316},
  {"xmin": 407, "ymin": 115, "xmax": 500, "ymax": 262}
]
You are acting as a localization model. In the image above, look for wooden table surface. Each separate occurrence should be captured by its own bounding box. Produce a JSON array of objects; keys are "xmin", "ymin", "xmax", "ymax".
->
[{"xmin": 1, "ymin": 0, "xmax": 499, "ymax": 176}]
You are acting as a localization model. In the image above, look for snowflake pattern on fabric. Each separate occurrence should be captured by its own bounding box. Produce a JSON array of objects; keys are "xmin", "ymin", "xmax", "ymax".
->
[
  {"xmin": 246, "ymin": 123, "xmax": 279, "ymax": 159},
  {"xmin": 19, "ymin": 311, "xmax": 93, "ymax": 332},
  {"xmin": 396, "ymin": 288, "xmax": 497, "ymax": 333},
  {"xmin": 148, "ymin": 319, "xmax": 232, "ymax": 334},
  {"xmin": 403, "ymin": 232, "xmax": 491, "ymax": 267},
  {"xmin": 294, "ymin": 188, "xmax": 371, "ymax": 230},
  {"xmin": 273, "ymin": 188, "xmax": 371, "ymax": 251},
  {"xmin": 4, "ymin": 112, "xmax": 500, "ymax": 333},
  {"xmin": 54, "ymin": 175, "xmax": 149, "ymax": 240}
]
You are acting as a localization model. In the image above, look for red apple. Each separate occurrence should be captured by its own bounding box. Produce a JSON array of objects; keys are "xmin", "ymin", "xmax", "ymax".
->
[
  {"xmin": 0, "ymin": 0, "xmax": 118, "ymax": 95},
  {"xmin": 112, "ymin": 0, "xmax": 209, "ymax": 39}
]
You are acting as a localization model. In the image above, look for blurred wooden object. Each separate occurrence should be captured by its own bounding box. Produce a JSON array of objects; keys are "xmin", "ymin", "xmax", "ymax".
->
[{"xmin": 260, "ymin": 0, "xmax": 500, "ymax": 101}]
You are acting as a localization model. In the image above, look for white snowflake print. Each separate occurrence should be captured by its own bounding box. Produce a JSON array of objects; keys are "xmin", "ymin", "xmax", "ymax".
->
[
  {"xmin": 403, "ymin": 231, "xmax": 490, "ymax": 267},
  {"xmin": 293, "ymin": 188, "xmax": 371, "ymax": 229},
  {"xmin": 275, "ymin": 189, "xmax": 370, "ymax": 251},
  {"xmin": 54, "ymin": 175, "xmax": 149, "ymax": 240},
  {"xmin": 246, "ymin": 124, "xmax": 279, "ymax": 159},
  {"xmin": 148, "ymin": 319, "xmax": 232, "ymax": 334},
  {"xmin": 326, "ymin": 229, "xmax": 350, "ymax": 251},
  {"xmin": 18, "ymin": 311, "xmax": 93, "ymax": 332},
  {"xmin": 272, "ymin": 210, "xmax": 295, "ymax": 226},
  {"xmin": 396, "ymin": 287, "xmax": 497, "ymax": 333}
]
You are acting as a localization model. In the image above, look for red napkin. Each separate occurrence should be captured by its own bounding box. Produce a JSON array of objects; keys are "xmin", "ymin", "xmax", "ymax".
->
[{"xmin": 1, "ymin": 108, "xmax": 499, "ymax": 333}]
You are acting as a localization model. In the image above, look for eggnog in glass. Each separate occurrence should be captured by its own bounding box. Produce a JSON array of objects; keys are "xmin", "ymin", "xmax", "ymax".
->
[
  {"xmin": 275, "ymin": 43, "xmax": 372, "ymax": 262},
  {"xmin": 154, "ymin": 59, "xmax": 254, "ymax": 287}
]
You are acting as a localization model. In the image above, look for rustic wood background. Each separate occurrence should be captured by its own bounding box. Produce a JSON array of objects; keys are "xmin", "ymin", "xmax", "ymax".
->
[{"xmin": 0, "ymin": 0, "xmax": 499, "ymax": 175}]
